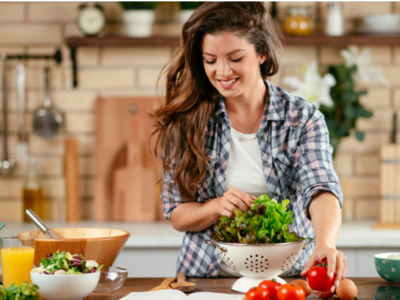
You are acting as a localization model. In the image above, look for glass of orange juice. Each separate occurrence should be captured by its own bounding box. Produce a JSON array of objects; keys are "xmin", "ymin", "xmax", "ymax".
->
[{"xmin": 0, "ymin": 236, "xmax": 35, "ymax": 288}]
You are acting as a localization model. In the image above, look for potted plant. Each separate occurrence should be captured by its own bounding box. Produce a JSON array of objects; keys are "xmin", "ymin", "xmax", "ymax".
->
[
  {"xmin": 179, "ymin": 2, "xmax": 204, "ymax": 24},
  {"xmin": 282, "ymin": 46, "xmax": 389, "ymax": 158},
  {"xmin": 119, "ymin": 2, "xmax": 159, "ymax": 37}
]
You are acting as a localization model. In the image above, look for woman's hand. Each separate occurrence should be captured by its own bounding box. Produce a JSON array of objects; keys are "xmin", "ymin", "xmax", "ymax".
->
[
  {"xmin": 218, "ymin": 187, "xmax": 256, "ymax": 217},
  {"xmin": 301, "ymin": 243, "xmax": 348, "ymax": 292}
]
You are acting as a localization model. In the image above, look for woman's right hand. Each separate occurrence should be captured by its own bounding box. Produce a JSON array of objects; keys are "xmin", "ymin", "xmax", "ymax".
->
[{"xmin": 218, "ymin": 187, "xmax": 256, "ymax": 217}]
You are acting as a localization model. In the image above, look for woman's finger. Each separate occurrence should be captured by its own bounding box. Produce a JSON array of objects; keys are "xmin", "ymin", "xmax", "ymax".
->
[
  {"xmin": 229, "ymin": 188, "xmax": 253, "ymax": 210},
  {"xmin": 334, "ymin": 251, "xmax": 344, "ymax": 288}
]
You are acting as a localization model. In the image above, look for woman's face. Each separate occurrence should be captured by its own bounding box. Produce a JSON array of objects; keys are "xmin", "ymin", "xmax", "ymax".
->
[{"xmin": 201, "ymin": 31, "xmax": 266, "ymax": 100}]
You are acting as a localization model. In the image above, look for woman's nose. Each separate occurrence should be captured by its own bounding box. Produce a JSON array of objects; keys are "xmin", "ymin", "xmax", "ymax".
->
[{"xmin": 216, "ymin": 60, "xmax": 232, "ymax": 77}]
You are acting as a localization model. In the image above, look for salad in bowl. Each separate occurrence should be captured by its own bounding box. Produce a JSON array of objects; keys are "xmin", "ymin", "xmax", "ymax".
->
[
  {"xmin": 32, "ymin": 250, "xmax": 102, "ymax": 275},
  {"xmin": 31, "ymin": 251, "xmax": 102, "ymax": 300}
]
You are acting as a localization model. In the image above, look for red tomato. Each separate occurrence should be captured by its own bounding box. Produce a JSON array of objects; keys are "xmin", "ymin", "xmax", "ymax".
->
[
  {"xmin": 246, "ymin": 286, "xmax": 270, "ymax": 300},
  {"xmin": 258, "ymin": 280, "xmax": 282, "ymax": 300},
  {"xmin": 306, "ymin": 266, "xmax": 335, "ymax": 292},
  {"xmin": 276, "ymin": 284, "xmax": 306, "ymax": 300},
  {"xmin": 315, "ymin": 290, "xmax": 335, "ymax": 299}
]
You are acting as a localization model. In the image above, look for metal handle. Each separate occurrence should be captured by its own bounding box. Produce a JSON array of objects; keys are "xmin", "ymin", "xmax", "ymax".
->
[
  {"xmin": 43, "ymin": 66, "xmax": 52, "ymax": 108},
  {"xmin": 25, "ymin": 209, "xmax": 59, "ymax": 239},
  {"xmin": 1, "ymin": 54, "xmax": 8, "ymax": 160},
  {"xmin": 302, "ymin": 237, "xmax": 315, "ymax": 250},
  {"xmin": 205, "ymin": 239, "xmax": 227, "ymax": 253},
  {"xmin": 16, "ymin": 62, "xmax": 26, "ymax": 139}
]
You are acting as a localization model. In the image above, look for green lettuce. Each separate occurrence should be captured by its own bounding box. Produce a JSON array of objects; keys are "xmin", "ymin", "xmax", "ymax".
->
[
  {"xmin": 1, "ymin": 282, "xmax": 40, "ymax": 300},
  {"xmin": 213, "ymin": 194, "xmax": 298, "ymax": 244}
]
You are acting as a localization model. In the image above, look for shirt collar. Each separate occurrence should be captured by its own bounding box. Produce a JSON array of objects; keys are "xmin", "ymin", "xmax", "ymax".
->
[{"xmin": 212, "ymin": 80, "xmax": 286, "ymax": 122}]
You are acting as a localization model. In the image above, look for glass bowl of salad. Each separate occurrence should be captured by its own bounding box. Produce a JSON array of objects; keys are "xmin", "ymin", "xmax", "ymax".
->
[
  {"xmin": 94, "ymin": 266, "xmax": 128, "ymax": 293},
  {"xmin": 31, "ymin": 251, "xmax": 102, "ymax": 300}
]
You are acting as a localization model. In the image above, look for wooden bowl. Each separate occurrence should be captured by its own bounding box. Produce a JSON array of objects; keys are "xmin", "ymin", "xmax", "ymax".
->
[{"xmin": 18, "ymin": 228, "xmax": 130, "ymax": 267}]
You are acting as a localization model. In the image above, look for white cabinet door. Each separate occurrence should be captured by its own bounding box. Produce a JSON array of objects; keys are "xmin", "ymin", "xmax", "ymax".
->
[{"xmin": 114, "ymin": 248, "xmax": 179, "ymax": 277}]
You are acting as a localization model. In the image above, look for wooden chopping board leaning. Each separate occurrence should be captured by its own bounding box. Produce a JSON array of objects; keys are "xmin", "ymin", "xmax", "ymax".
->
[
  {"xmin": 376, "ymin": 113, "xmax": 400, "ymax": 228},
  {"xmin": 94, "ymin": 97, "xmax": 163, "ymax": 222}
]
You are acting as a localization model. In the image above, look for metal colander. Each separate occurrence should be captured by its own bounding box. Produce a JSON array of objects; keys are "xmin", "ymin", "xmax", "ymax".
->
[{"xmin": 205, "ymin": 237, "xmax": 313, "ymax": 278}]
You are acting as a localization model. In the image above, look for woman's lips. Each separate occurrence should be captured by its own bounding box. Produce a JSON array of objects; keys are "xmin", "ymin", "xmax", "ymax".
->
[{"xmin": 218, "ymin": 78, "xmax": 238, "ymax": 89}]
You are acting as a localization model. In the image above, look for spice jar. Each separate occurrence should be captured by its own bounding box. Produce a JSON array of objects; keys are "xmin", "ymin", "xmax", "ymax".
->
[{"xmin": 283, "ymin": 6, "xmax": 314, "ymax": 36}]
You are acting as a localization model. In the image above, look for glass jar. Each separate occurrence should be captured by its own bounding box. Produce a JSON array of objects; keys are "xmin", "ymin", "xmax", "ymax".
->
[
  {"xmin": 325, "ymin": 2, "xmax": 344, "ymax": 36},
  {"xmin": 283, "ymin": 6, "xmax": 314, "ymax": 36},
  {"xmin": 22, "ymin": 157, "xmax": 46, "ymax": 222}
]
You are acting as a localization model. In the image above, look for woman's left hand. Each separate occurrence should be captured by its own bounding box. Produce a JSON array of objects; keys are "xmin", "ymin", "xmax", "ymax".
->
[{"xmin": 301, "ymin": 243, "xmax": 347, "ymax": 291}]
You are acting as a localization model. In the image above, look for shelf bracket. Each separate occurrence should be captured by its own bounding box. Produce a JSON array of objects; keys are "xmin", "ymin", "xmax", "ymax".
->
[{"xmin": 70, "ymin": 47, "xmax": 78, "ymax": 88}]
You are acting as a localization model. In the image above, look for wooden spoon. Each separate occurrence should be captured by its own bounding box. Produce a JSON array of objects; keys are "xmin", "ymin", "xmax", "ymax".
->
[
  {"xmin": 150, "ymin": 277, "xmax": 176, "ymax": 291},
  {"xmin": 170, "ymin": 272, "xmax": 196, "ymax": 292}
]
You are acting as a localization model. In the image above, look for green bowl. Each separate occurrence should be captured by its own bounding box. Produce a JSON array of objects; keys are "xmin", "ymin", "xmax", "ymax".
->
[{"xmin": 375, "ymin": 253, "xmax": 400, "ymax": 283}]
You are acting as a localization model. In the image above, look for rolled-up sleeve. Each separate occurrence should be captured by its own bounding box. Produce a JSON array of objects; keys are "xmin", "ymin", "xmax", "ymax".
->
[
  {"xmin": 299, "ymin": 110, "xmax": 343, "ymax": 219},
  {"xmin": 161, "ymin": 169, "xmax": 183, "ymax": 220}
]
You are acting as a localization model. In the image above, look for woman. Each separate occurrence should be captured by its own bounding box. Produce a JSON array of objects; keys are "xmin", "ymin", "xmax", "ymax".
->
[{"xmin": 151, "ymin": 2, "xmax": 346, "ymax": 289}]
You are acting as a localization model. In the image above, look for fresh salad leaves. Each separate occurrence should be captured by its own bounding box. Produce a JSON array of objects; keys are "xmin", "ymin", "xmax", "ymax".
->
[
  {"xmin": 32, "ymin": 250, "xmax": 102, "ymax": 275},
  {"xmin": 0, "ymin": 282, "xmax": 40, "ymax": 300},
  {"xmin": 212, "ymin": 194, "xmax": 298, "ymax": 244}
]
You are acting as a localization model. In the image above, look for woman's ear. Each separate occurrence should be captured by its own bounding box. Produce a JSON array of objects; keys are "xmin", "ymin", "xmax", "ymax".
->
[{"xmin": 259, "ymin": 54, "xmax": 267, "ymax": 65}]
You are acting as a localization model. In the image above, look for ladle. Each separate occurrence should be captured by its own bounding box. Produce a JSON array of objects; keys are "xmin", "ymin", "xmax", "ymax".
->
[
  {"xmin": 32, "ymin": 66, "xmax": 63, "ymax": 139},
  {"xmin": 0, "ymin": 53, "xmax": 16, "ymax": 176},
  {"xmin": 170, "ymin": 272, "xmax": 196, "ymax": 292},
  {"xmin": 25, "ymin": 209, "xmax": 60, "ymax": 239}
]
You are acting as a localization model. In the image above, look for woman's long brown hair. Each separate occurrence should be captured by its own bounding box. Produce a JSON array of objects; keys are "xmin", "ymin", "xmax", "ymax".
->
[{"xmin": 151, "ymin": 2, "xmax": 283, "ymax": 201}]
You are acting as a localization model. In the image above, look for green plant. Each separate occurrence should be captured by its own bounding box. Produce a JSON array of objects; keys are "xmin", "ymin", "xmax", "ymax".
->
[
  {"xmin": 119, "ymin": 2, "xmax": 158, "ymax": 10},
  {"xmin": 319, "ymin": 64, "xmax": 372, "ymax": 157},
  {"xmin": 179, "ymin": 2, "xmax": 204, "ymax": 10}
]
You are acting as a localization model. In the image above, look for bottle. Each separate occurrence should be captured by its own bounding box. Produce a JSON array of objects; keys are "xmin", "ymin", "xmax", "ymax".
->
[
  {"xmin": 284, "ymin": 6, "xmax": 314, "ymax": 36},
  {"xmin": 22, "ymin": 157, "xmax": 46, "ymax": 222},
  {"xmin": 325, "ymin": 2, "xmax": 344, "ymax": 36}
]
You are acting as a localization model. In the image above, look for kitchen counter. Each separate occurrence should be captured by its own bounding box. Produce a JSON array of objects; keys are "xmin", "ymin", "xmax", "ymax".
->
[
  {"xmin": 88, "ymin": 277, "xmax": 395, "ymax": 300},
  {"xmin": 1, "ymin": 221, "xmax": 398, "ymax": 277},
  {"xmin": 1, "ymin": 220, "xmax": 400, "ymax": 248}
]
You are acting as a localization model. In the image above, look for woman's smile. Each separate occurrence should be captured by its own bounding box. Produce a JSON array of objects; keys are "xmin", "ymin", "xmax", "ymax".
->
[{"xmin": 218, "ymin": 78, "xmax": 239, "ymax": 89}]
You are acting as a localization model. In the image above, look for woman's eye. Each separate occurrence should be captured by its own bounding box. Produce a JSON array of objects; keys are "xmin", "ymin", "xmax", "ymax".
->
[
  {"xmin": 205, "ymin": 60, "xmax": 216, "ymax": 64},
  {"xmin": 231, "ymin": 57, "xmax": 243, "ymax": 62}
]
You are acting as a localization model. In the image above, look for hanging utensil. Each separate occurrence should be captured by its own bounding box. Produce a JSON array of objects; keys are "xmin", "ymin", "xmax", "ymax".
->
[
  {"xmin": 32, "ymin": 66, "xmax": 63, "ymax": 139},
  {"xmin": 25, "ymin": 209, "xmax": 60, "ymax": 239},
  {"xmin": 16, "ymin": 61, "xmax": 29, "ymax": 159},
  {"xmin": 0, "ymin": 53, "xmax": 16, "ymax": 176}
]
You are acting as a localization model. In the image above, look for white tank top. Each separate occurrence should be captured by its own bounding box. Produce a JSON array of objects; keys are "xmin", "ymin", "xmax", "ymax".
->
[{"xmin": 224, "ymin": 127, "xmax": 269, "ymax": 197}]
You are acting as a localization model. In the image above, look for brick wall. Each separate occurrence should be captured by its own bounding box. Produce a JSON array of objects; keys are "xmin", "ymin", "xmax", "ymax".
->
[{"xmin": 0, "ymin": 2, "xmax": 398, "ymax": 222}]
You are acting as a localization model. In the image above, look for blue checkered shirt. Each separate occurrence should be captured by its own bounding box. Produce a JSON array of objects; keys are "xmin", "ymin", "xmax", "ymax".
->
[{"xmin": 162, "ymin": 81, "xmax": 343, "ymax": 277}]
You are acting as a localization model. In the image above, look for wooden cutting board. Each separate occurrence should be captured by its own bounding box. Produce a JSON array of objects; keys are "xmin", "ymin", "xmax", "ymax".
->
[
  {"xmin": 94, "ymin": 97, "xmax": 163, "ymax": 221},
  {"xmin": 375, "ymin": 144, "xmax": 400, "ymax": 228}
]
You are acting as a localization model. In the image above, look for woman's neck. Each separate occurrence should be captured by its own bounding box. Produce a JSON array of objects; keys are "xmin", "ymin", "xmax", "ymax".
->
[
  {"xmin": 225, "ymin": 80, "xmax": 267, "ymax": 116},
  {"xmin": 225, "ymin": 80, "xmax": 268, "ymax": 134}
]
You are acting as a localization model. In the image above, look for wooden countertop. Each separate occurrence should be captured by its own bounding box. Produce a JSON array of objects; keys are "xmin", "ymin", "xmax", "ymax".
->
[{"xmin": 87, "ymin": 277, "xmax": 397, "ymax": 300}]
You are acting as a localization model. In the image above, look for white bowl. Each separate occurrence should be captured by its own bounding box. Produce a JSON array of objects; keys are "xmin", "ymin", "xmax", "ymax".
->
[
  {"xmin": 31, "ymin": 270, "xmax": 100, "ymax": 300},
  {"xmin": 363, "ymin": 14, "xmax": 400, "ymax": 31}
]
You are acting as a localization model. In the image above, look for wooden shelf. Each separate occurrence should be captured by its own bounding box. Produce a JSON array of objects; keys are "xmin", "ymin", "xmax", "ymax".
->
[
  {"xmin": 66, "ymin": 34, "xmax": 400, "ymax": 48},
  {"xmin": 283, "ymin": 34, "xmax": 400, "ymax": 46},
  {"xmin": 65, "ymin": 34, "xmax": 400, "ymax": 88},
  {"xmin": 66, "ymin": 36, "xmax": 180, "ymax": 47}
]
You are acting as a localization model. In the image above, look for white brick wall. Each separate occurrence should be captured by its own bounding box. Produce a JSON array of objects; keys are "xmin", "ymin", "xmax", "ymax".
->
[{"xmin": 0, "ymin": 2, "xmax": 398, "ymax": 221}]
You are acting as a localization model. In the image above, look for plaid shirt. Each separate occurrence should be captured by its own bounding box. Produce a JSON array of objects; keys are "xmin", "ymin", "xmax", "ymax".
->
[{"xmin": 162, "ymin": 81, "xmax": 343, "ymax": 277}]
